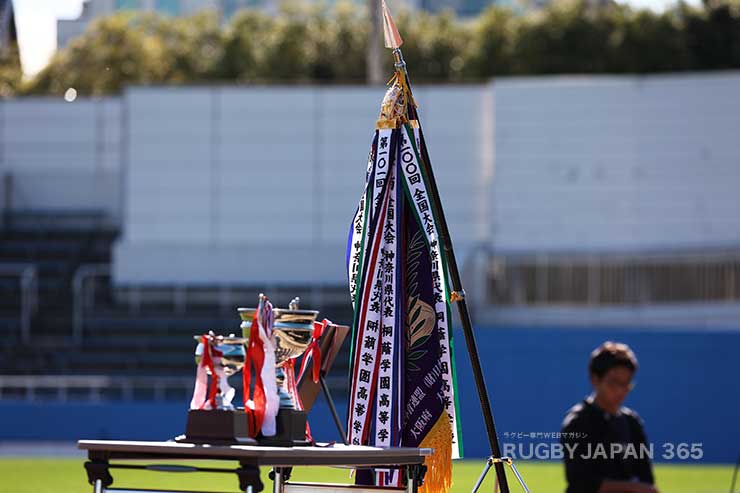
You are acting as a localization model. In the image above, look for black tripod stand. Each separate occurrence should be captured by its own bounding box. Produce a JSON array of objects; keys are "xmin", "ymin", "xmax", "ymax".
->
[{"xmin": 472, "ymin": 456, "xmax": 531, "ymax": 493}]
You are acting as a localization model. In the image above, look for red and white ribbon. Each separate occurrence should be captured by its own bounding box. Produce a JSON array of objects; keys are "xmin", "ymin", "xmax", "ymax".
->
[
  {"xmin": 297, "ymin": 318, "xmax": 331, "ymax": 385},
  {"xmin": 243, "ymin": 297, "xmax": 279, "ymax": 437},
  {"xmin": 190, "ymin": 335, "xmax": 223, "ymax": 410}
]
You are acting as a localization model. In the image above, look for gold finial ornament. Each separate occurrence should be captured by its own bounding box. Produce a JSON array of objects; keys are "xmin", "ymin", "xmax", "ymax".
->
[
  {"xmin": 376, "ymin": 77, "xmax": 406, "ymax": 129},
  {"xmin": 376, "ymin": 1, "xmax": 415, "ymax": 129}
]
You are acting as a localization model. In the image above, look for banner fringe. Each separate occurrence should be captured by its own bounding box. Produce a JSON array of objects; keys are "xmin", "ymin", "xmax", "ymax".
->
[{"xmin": 419, "ymin": 411, "xmax": 453, "ymax": 493}]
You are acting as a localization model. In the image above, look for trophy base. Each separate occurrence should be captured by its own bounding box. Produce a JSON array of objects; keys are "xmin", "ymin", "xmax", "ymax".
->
[
  {"xmin": 177, "ymin": 409, "xmax": 257, "ymax": 445},
  {"xmin": 258, "ymin": 409, "xmax": 309, "ymax": 447}
]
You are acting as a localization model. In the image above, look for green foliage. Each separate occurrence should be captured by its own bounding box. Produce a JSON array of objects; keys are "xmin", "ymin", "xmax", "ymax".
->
[
  {"xmin": 683, "ymin": 0, "xmax": 740, "ymax": 69},
  {"xmin": 608, "ymin": 8, "xmax": 689, "ymax": 72},
  {"xmin": 140, "ymin": 12, "xmax": 227, "ymax": 82},
  {"xmin": 222, "ymin": 9, "xmax": 273, "ymax": 82},
  {"xmin": 26, "ymin": 14, "xmax": 170, "ymax": 96},
  {"xmin": 395, "ymin": 10, "xmax": 473, "ymax": 81},
  {"xmin": 0, "ymin": 44, "xmax": 22, "ymax": 97},
  {"xmin": 17, "ymin": 0, "xmax": 740, "ymax": 96},
  {"xmin": 467, "ymin": 7, "xmax": 516, "ymax": 78}
]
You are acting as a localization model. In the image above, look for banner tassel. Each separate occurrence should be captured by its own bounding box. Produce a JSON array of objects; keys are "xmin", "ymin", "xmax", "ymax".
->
[{"xmin": 419, "ymin": 411, "xmax": 453, "ymax": 493}]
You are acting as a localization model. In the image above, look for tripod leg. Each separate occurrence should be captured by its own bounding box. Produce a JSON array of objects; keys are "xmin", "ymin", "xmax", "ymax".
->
[
  {"xmin": 508, "ymin": 462, "xmax": 531, "ymax": 493},
  {"xmin": 320, "ymin": 374, "xmax": 349, "ymax": 445},
  {"xmin": 471, "ymin": 458, "xmax": 493, "ymax": 493}
]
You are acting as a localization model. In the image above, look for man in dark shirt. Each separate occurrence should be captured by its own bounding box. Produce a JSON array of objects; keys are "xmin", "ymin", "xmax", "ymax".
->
[{"xmin": 561, "ymin": 341, "xmax": 657, "ymax": 493}]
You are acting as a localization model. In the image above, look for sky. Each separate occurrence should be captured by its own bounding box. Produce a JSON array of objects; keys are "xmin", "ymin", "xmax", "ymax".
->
[{"xmin": 14, "ymin": 0, "xmax": 696, "ymax": 78}]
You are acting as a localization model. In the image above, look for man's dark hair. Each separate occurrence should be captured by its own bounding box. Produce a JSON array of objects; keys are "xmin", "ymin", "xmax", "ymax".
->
[{"xmin": 589, "ymin": 341, "xmax": 638, "ymax": 378}]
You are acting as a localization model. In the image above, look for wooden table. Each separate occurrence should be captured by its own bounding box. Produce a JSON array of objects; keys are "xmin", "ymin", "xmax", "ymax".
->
[{"xmin": 78, "ymin": 440, "xmax": 432, "ymax": 493}]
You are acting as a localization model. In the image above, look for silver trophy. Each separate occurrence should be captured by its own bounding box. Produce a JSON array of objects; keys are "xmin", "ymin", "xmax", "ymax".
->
[
  {"xmin": 193, "ymin": 331, "xmax": 248, "ymax": 410},
  {"xmin": 238, "ymin": 297, "xmax": 319, "ymax": 409}
]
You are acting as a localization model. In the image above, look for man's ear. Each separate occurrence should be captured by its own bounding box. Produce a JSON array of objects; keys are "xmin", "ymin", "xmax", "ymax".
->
[{"xmin": 590, "ymin": 374, "xmax": 600, "ymax": 388}]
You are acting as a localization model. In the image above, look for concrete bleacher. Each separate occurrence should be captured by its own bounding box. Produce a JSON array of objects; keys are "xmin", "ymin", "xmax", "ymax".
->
[
  {"xmin": 0, "ymin": 212, "xmax": 353, "ymax": 380},
  {"xmin": 0, "ymin": 213, "xmax": 119, "ymax": 374},
  {"xmin": 0, "ymin": 215, "xmax": 117, "ymax": 326},
  {"xmin": 0, "ymin": 224, "xmax": 353, "ymax": 379}
]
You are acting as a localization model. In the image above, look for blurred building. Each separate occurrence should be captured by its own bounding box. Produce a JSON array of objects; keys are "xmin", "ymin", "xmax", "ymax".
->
[
  {"xmin": 0, "ymin": 0, "xmax": 16, "ymax": 50},
  {"xmin": 417, "ymin": 0, "xmax": 511, "ymax": 16}
]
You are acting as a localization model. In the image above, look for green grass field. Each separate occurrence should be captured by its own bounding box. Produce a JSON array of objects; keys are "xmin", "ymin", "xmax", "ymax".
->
[{"xmin": 0, "ymin": 458, "xmax": 734, "ymax": 493}]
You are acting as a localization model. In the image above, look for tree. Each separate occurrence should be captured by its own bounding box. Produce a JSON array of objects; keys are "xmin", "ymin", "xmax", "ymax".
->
[
  {"xmin": 0, "ymin": 43, "xmax": 21, "ymax": 98},
  {"xmin": 512, "ymin": 0, "xmax": 618, "ymax": 74},
  {"xmin": 26, "ymin": 14, "xmax": 168, "ymax": 96},
  {"xmin": 467, "ymin": 6, "xmax": 516, "ymax": 78},
  {"xmin": 14, "ymin": 0, "xmax": 740, "ymax": 96},
  {"xmin": 257, "ymin": 1, "xmax": 313, "ymax": 82},
  {"xmin": 138, "ymin": 12, "xmax": 227, "ymax": 82},
  {"xmin": 222, "ymin": 9, "xmax": 274, "ymax": 82},
  {"xmin": 609, "ymin": 8, "xmax": 689, "ymax": 73},
  {"xmin": 683, "ymin": 0, "xmax": 740, "ymax": 69},
  {"xmin": 394, "ymin": 9, "xmax": 472, "ymax": 81}
]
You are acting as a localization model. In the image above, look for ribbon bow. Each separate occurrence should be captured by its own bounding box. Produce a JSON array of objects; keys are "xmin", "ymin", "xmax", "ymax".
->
[
  {"xmin": 201, "ymin": 335, "xmax": 219, "ymax": 409},
  {"xmin": 189, "ymin": 334, "xmax": 223, "ymax": 411},
  {"xmin": 298, "ymin": 318, "xmax": 331, "ymax": 384},
  {"xmin": 243, "ymin": 309, "xmax": 266, "ymax": 437}
]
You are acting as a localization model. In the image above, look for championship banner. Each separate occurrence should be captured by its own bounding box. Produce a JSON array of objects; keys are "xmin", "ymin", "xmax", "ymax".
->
[{"xmin": 346, "ymin": 76, "xmax": 463, "ymax": 492}]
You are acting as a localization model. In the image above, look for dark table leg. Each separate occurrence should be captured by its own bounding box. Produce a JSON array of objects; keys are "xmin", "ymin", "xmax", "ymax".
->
[
  {"xmin": 84, "ymin": 460, "xmax": 113, "ymax": 492},
  {"xmin": 405, "ymin": 463, "xmax": 426, "ymax": 493},
  {"xmin": 237, "ymin": 462, "xmax": 263, "ymax": 493}
]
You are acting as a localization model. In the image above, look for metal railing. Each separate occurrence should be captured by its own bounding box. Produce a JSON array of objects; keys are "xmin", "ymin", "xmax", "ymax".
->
[
  {"xmin": 0, "ymin": 374, "xmax": 348, "ymax": 402},
  {"xmin": 0, "ymin": 263, "xmax": 38, "ymax": 342},
  {"xmin": 460, "ymin": 242, "xmax": 497, "ymax": 319},
  {"xmin": 112, "ymin": 285, "xmax": 349, "ymax": 315},
  {"xmin": 71, "ymin": 263, "xmax": 351, "ymax": 344},
  {"xmin": 0, "ymin": 375, "xmax": 194, "ymax": 403},
  {"xmin": 486, "ymin": 249, "xmax": 740, "ymax": 306},
  {"xmin": 72, "ymin": 263, "xmax": 111, "ymax": 345}
]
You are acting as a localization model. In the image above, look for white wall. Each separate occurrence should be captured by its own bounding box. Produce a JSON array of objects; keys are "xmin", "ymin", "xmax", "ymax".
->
[
  {"xmin": 0, "ymin": 97, "xmax": 122, "ymax": 218},
  {"xmin": 3, "ymin": 71, "xmax": 739, "ymax": 286},
  {"xmin": 491, "ymin": 72, "xmax": 740, "ymax": 252},
  {"xmin": 114, "ymin": 85, "xmax": 488, "ymax": 284}
]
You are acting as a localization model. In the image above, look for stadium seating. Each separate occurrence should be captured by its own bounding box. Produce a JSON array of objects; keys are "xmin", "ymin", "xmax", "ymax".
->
[{"xmin": 0, "ymin": 212, "xmax": 351, "ymax": 392}]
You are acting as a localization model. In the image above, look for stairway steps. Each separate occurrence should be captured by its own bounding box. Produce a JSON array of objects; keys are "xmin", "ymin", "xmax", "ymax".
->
[
  {"xmin": 0, "ymin": 213, "xmax": 353, "ymax": 385},
  {"xmin": 82, "ymin": 335, "xmax": 196, "ymax": 352},
  {"xmin": 84, "ymin": 316, "xmax": 237, "ymax": 333}
]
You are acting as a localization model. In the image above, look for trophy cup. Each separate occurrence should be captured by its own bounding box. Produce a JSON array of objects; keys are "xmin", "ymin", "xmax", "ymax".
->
[
  {"xmin": 238, "ymin": 297, "xmax": 318, "ymax": 446},
  {"xmin": 193, "ymin": 332, "xmax": 248, "ymax": 410},
  {"xmin": 178, "ymin": 296, "xmax": 323, "ymax": 446},
  {"xmin": 178, "ymin": 332, "xmax": 255, "ymax": 445}
]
